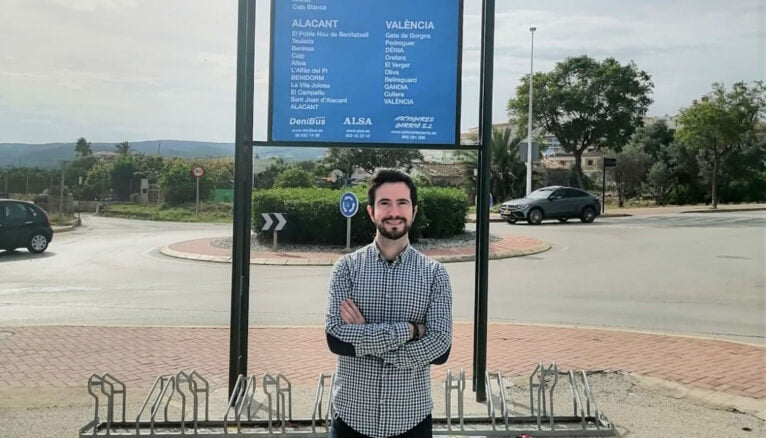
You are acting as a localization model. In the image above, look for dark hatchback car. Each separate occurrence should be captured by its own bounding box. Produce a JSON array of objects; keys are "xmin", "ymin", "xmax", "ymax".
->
[
  {"xmin": 0, "ymin": 199, "xmax": 53, "ymax": 253},
  {"xmin": 499, "ymin": 186, "xmax": 601, "ymax": 225}
]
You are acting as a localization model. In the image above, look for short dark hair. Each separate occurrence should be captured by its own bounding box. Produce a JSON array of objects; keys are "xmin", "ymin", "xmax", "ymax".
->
[{"xmin": 367, "ymin": 169, "xmax": 417, "ymax": 210}]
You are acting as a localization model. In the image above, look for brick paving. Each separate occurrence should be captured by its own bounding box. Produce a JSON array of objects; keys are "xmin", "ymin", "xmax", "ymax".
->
[{"xmin": 0, "ymin": 324, "xmax": 763, "ymax": 401}]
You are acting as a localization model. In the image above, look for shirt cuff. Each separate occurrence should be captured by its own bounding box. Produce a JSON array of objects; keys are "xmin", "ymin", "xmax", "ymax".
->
[{"xmin": 395, "ymin": 322, "xmax": 412, "ymax": 346}]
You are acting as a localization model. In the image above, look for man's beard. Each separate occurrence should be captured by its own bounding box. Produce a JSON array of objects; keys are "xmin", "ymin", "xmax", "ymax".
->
[{"xmin": 376, "ymin": 216, "xmax": 410, "ymax": 240}]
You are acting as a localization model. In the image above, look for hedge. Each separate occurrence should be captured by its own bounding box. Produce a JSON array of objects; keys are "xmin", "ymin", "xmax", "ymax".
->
[{"xmin": 252, "ymin": 186, "xmax": 467, "ymax": 245}]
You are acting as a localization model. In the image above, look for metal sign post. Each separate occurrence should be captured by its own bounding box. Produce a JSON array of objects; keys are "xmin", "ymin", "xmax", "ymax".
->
[
  {"xmin": 472, "ymin": 0, "xmax": 495, "ymax": 402},
  {"xmin": 262, "ymin": 213, "xmax": 287, "ymax": 250},
  {"xmin": 191, "ymin": 166, "xmax": 205, "ymax": 215},
  {"xmin": 339, "ymin": 192, "xmax": 359, "ymax": 251},
  {"xmin": 229, "ymin": 0, "xmax": 255, "ymax": 397},
  {"xmin": 230, "ymin": 0, "xmax": 495, "ymax": 403}
]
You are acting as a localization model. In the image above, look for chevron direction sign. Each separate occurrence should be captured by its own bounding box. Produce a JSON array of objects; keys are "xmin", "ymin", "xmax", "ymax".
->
[{"xmin": 261, "ymin": 213, "xmax": 287, "ymax": 232}]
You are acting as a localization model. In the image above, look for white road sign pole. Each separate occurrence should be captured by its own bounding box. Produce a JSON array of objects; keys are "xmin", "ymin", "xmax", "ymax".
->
[
  {"xmin": 261, "ymin": 213, "xmax": 286, "ymax": 250},
  {"xmin": 195, "ymin": 178, "xmax": 200, "ymax": 215},
  {"xmin": 191, "ymin": 166, "xmax": 205, "ymax": 215},
  {"xmin": 273, "ymin": 229, "xmax": 278, "ymax": 250},
  {"xmin": 346, "ymin": 217, "xmax": 351, "ymax": 251},
  {"xmin": 339, "ymin": 192, "xmax": 359, "ymax": 252}
]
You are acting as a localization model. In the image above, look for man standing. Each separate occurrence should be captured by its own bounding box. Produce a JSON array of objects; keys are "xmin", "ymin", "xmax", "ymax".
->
[{"xmin": 325, "ymin": 169, "xmax": 453, "ymax": 438}]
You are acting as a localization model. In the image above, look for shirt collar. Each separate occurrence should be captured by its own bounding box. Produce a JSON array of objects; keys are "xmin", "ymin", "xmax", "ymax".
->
[{"xmin": 370, "ymin": 241, "xmax": 413, "ymax": 265}]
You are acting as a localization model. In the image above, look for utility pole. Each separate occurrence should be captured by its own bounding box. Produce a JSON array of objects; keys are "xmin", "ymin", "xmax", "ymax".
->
[{"xmin": 525, "ymin": 26, "xmax": 536, "ymax": 196}]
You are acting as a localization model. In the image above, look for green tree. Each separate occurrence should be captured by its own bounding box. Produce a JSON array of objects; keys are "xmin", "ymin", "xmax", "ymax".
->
[
  {"xmin": 274, "ymin": 166, "xmax": 314, "ymax": 188},
  {"xmin": 630, "ymin": 120, "xmax": 675, "ymax": 161},
  {"xmin": 454, "ymin": 128, "xmax": 527, "ymax": 202},
  {"xmin": 74, "ymin": 137, "xmax": 92, "ymax": 157},
  {"xmin": 717, "ymin": 133, "xmax": 766, "ymax": 202},
  {"xmin": 82, "ymin": 161, "xmax": 112, "ymax": 200},
  {"xmin": 160, "ymin": 160, "xmax": 214, "ymax": 205},
  {"xmin": 66, "ymin": 155, "xmax": 98, "ymax": 199},
  {"xmin": 676, "ymin": 81, "xmax": 766, "ymax": 208},
  {"xmin": 646, "ymin": 161, "xmax": 677, "ymax": 205},
  {"xmin": 194, "ymin": 157, "xmax": 234, "ymax": 189},
  {"xmin": 611, "ymin": 145, "xmax": 651, "ymax": 206},
  {"xmin": 254, "ymin": 158, "xmax": 287, "ymax": 189},
  {"xmin": 323, "ymin": 147, "xmax": 423, "ymax": 179},
  {"xmin": 111, "ymin": 155, "xmax": 138, "ymax": 201},
  {"xmin": 114, "ymin": 141, "xmax": 131, "ymax": 155},
  {"xmin": 132, "ymin": 154, "xmax": 166, "ymax": 186},
  {"xmin": 507, "ymin": 55, "xmax": 653, "ymax": 188},
  {"xmin": 665, "ymin": 141, "xmax": 706, "ymax": 205}
]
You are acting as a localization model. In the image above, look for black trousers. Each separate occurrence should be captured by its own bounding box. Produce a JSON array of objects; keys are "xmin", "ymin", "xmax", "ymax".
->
[{"xmin": 329, "ymin": 415, "xmax": 432, "ymax": 438}]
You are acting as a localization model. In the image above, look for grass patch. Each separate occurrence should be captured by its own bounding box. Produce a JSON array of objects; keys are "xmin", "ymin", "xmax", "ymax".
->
[
  {"xmin": 467, "ymin": 205, "xmax": 501, "ymax": 214},
  {"xmin": 49, "ymin": 213, "xmax": 77, "ymax": 226},
  {"xmin": 604, "ymin": 199, "xmax": 658, "ymax": 209},
  {"xmin": 100, "ymin": 202, "xmax": 233, "ymax": 223}
]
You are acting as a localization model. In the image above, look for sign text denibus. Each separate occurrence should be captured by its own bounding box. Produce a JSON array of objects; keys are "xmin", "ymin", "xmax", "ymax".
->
[{"xmin": 270, "ymin": 0, "xmax": 462, "ymax": 145}]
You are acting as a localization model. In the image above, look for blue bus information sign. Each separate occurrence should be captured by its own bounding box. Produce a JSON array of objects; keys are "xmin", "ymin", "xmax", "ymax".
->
[{"xmin": 269, "ymin": 0, "xmax": 462, "ymax": 145}]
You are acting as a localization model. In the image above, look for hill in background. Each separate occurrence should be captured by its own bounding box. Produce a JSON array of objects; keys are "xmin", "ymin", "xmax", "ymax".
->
[{"xmin": 0, "ymin": 140, "xmax": 326, "ymax": 168}]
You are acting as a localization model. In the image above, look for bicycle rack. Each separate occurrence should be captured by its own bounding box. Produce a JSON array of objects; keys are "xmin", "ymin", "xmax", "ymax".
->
[{"xmin": 80, "ymin": 363, "xmax": 615, "ymax": 437}]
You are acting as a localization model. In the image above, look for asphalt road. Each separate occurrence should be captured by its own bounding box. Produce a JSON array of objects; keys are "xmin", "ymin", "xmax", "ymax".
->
[{"xmin": 0, "ymin": 212, "xmax": 763, "ymax": 345}]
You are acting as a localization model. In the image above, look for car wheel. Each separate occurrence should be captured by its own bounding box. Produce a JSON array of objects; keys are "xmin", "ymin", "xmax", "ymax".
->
[
  {"xmin": 558, "ymin": 218, "xmax": 568, "ymax": 223},
  {"xmin": 527, "ymin": 208, "xmax": 544, "ymax": 225},
  {"xmin": 506, "ymin": 219, "xmax": 517, "ymax": 224},
  {"xmin": 27, "ymin": 233, "xmax": 49, "ymax": 253},
  {"xmin": 581, "ymin": 207, "xmax": 596, "ymax": 223}
]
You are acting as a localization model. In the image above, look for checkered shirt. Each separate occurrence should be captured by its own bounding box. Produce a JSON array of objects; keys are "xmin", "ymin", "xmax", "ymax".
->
[{"xmin": 325, "ymin": 242, "xmax": 453, "ymax": 438}]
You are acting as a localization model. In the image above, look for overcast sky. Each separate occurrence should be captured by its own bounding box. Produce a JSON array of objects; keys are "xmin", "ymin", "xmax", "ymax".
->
[{"xmin": 0, "ymin": 0, "xmax": 763, "ymax": 144}]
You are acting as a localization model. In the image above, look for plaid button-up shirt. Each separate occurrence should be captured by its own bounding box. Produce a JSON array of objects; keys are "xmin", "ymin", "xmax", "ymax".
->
[{"xmin": 325, "ymin": 243, "xmax": 453, "ymax": 438}]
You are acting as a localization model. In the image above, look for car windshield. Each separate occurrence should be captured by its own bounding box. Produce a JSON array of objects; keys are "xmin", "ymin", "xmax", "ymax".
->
[{"xmin": 527, "ymin": 189, "xmax": 554, "ymax": 199}]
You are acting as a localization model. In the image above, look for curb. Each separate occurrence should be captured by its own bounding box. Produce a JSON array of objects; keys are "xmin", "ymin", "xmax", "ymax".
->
[
  {"xmin": 681, "ymin": 207, "xmax": 766, "ymax": 214},
  {"xmin": 52, "ymin": 222, "xmax": 79, "ymax": 233},
  {"xmin": 160, "ymin": 239, "xmax": 552, "ymax": 266},
  {"xmin": 628, "ymin": 373, "xmax": 766, "ymax": 421},
  {"xmin": 468, "ymin": 214, "xmax": 632, "ymax": 223}
]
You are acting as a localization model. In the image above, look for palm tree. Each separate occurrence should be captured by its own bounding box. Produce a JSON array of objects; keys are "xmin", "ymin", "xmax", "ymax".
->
[
  {"xmin": 454, "ymin": 128, "xmax": 527, "ymax": 203},
  {"xmin": 114, "ymin": 141, "xmax": 131, "ymax": 155},
  {"xmin": 74, "ymin": 137, "xmax": 92, "ymax": 157}
]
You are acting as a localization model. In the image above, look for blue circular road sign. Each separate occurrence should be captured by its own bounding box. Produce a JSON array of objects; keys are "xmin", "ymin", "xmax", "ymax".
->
[{"xmin": 339, "ymin": 192, "xmax": 359, "ymax": 218}]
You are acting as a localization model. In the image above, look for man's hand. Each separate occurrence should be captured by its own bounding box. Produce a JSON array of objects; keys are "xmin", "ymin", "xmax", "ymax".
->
[
  {"xmin": 340, "ymin": 299, "xmax": 366, "ymax": 324},
  {"xmin": 407, "ymin": 323, "xmax": 427, "ymax": 340}
]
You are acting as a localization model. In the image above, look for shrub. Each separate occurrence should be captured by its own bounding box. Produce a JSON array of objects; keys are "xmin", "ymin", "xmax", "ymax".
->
[
  {"xmin": 160, "ymin": 160, "xmax": 214, "ymax": 206},
  {"xmin": 274, "ymin": 167, "xmax": 314, "ymax": 188},
  {"xmin": 417, "ymin": 187, "xmax": 467, "ymax": 238},
  {"xmin": 252, "ymin": 186, "xmax": 467, "ymax": 245}
]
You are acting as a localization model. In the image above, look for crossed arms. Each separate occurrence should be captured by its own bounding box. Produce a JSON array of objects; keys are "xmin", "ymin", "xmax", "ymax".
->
[{"xmin": 325, "ymin": 257, "xmax": 452, "ymax": 369}]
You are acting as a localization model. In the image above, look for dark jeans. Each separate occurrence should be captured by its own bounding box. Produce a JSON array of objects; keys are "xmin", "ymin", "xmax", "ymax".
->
[{"xmin": 329, "ymin": 415, "xmax": 432, "ymax": 438}]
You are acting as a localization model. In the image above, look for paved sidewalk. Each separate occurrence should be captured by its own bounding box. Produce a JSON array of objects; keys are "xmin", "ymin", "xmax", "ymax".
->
[
  {"xmin": 161, "ymin": 234, "xmax": 550, "ymax": 265},
  {"xmin": 0, "ymin": 324, "xmax": 763, "ymax": 417}
]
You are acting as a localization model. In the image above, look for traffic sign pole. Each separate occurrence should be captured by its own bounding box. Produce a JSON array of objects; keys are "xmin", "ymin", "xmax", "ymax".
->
[
  {"xmin": 273, "ymin": 230, "xmax": 278, "ymax": 250},
  {"xmin": 346, "ymin": 217, "xmax": 351, "ymax": 251},
  {"xmin": 191, "ymin": 166, "xmax": 205, "ymax": 216},
  {"xmin": 339, "ymin": 192, "xmax": 359, "ymax": 251}
]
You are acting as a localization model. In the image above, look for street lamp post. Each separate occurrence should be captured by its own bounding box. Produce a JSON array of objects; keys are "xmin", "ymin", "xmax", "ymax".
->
[{"xmin": 526, "ymin": 26, "xmax": 536, "ymax": 196}]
